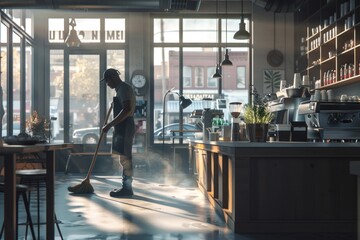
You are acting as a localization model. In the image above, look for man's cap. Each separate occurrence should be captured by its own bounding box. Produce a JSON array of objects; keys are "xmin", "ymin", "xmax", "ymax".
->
[{"xmin": 101, "ymin": 68, "xmax": 120, "ymax": 81}]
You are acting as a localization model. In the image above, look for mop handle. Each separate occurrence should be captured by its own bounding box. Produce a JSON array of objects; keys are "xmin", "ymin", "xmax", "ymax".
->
[{"xmin": 85, "ymin": 102, "xmax": 114, "ymax": 179}]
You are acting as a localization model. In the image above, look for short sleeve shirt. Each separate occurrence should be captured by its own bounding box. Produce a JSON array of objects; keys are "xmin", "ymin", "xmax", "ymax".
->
[{"xmin": 115, "ymin": 81, "xmax": 136, "ymax": 116}]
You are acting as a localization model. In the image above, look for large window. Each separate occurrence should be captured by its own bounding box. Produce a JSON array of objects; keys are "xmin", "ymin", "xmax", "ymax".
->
[
  {"xmin": 183, "ymin": 66, "xmax": 192, "ymax": 88},
  {"xmin": 153, "ymin": 16, "xmax": 251, "ymax": 144},
  {"xmin": 49, "ymin": 50, "xmax": 64, "ymax": 142},
  {"xmin": 1, "ymin": 11, "xmax": 34, "ymax": 137},
  {"xmin": 48, "ymin": 17, "xmax": 126, "ymax": 143},
  {"xmin": 194, "ymin": 67, "xmax": 204, "ymax": 88}
]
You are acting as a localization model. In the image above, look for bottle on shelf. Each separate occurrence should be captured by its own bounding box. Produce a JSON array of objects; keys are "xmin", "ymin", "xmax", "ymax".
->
[
  {"xmin": 349, "ymin": 64, "xmax": 354, "ymax": 78},
  {"xmin": 344, "ymin": 64, "xmax": 348, "ymax": 79},
  {"xmin": 300, "ymin": 37, "xmax": 306, "ymax": 56}
]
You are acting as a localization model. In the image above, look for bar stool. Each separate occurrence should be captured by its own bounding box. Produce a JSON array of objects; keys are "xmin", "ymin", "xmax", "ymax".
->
[
  {"xmin": 0, "ymin": 183, "xmax": 37, "ymax": 240},
  {"xmin": 16, "ymin": 169, "xmax": 63, "ymax": 240}
]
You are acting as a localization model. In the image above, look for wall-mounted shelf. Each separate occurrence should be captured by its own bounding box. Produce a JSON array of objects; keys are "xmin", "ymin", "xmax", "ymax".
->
[
  {"xmin": 318, "ymin": 74, "xmax": 360, "ymax": 89},
  {"xmin": 295, "ymin": 0, "xmax": 360, "ymax": 90}
]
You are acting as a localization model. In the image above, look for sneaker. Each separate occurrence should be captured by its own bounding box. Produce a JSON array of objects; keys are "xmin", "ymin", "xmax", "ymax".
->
[{"xmin": 110, "ymin": 187, "xmax": 134, "ymax": 198}]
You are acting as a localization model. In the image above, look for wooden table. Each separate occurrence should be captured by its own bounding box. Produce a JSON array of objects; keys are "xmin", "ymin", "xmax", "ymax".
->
[{"xmin": 1, "ymin": 143, "xmax": 73, "ymax": 240}]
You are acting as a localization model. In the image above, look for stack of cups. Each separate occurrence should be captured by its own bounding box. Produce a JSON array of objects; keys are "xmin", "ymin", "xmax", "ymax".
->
[
  {"xmin": 313, "ymin": 89, "xmax": 335, "ymax": 102},
  {"xmin": 293, "ymin": 73, "xmax": 301, "ymax": 88},
  {"xmin": 313, "ymin": 90, "xmax": 321, "ymax": 101},
  {"xmin": 302, "ymin": 75, "xmax": 310, "ymax": 86},
  {"xmin": 321, "ymin": 90, "xmax": 328, "ymax": 101},
  {"xmin": 327, "ymin": 90, "xmax": 335, "ymax": 101},
  {"xmin": 280, "ymin": 80, "xmax": 287, "ymax": 91}
]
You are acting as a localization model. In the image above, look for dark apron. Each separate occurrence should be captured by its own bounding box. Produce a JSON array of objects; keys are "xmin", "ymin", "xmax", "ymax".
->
[{"xmin": 112, "ymin": 96, "xmax": 135, "ymax": 157}]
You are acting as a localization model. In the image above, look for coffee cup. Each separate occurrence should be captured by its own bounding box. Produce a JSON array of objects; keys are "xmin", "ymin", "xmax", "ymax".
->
[
  {"xmin": 340, "ymin": 94, "xmax": 348, "ymax": 102},
  {"xmin": 314, "ymin": 90, "xmax": 321, "ymax": 101},
  {"xmin": 293, "ymin": 73, "xmax": 301, "ymax": 88},
  {"xmin": 302, "ymin": 75, "xmax": 310, "ymax": 86},
  {"xmin": 327, "ymin": 90, "xmax": 335, "ymax": 101},
  {"xmin": 280, "ymin": 80, "xmax": 287, "ymax": 91},
  {"xmin": 321, "ymin": 90, "xmax": 328, "ymax": 101},
  {"xmin": 209, "ymin": 132, "xmax": 219, "ymax": 141}
]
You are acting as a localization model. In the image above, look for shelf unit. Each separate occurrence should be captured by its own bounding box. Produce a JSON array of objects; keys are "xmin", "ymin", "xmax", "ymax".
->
[
  {"xmin": 133, "ymin": 99, "xmax": 147, "ymax": 155},
  {"xmin": 295, "ymin": 0, "xmax": 360, "ymax": 90}
]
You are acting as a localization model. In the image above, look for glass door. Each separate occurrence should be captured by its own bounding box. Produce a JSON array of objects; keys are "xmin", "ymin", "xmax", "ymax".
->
[
  {"xmin": 49, "ymin": 51, "xmax": 102, "ymax": 144},
  {"xmin": 49, "ymin": 49, "xmax": 125, "ymax": 144},
  {"xmin": 69, "ymin": 54, "xmax": 101, "ymax": 144}
]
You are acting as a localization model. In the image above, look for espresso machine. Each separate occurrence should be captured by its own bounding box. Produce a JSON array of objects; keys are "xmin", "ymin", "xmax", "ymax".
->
[
  {"xmin": 268, "ymin": 97, "xmax": 309, "ymax": 124},
  {"xmin": 268, "ymin": 96, "xmax": 310, "ymax": 141},
  {"xmin": 202, "ymin": 98, "xmax": 213, "ymax": 141},
  {"xmin": 190, "ymin": 98, "xmax": 224, "ymax": 141},
  {"xmin": 229, "ymin": 102, "xmax": 242, "ymax": 141},
  {"xmin": 297, "ymin": 101, "xmax": 360, "ymax": 141}
]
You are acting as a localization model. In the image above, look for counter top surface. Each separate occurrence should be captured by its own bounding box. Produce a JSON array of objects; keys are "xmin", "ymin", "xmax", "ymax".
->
[
  {"xmin": 190, "ymin": 140, "xmax": 360, "ymax": 148},
  {"xmin": 0, "ymin": 143, "xmax": 74, "ymax": 153}
]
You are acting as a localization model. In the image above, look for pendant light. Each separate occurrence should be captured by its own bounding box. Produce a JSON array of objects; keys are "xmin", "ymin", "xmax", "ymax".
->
[
  {"xmin": 212, "ymin": 63, "xmax": 222, "ymax": 78},
  {"xmin": 65, "ymin": 18, "xmax": 81, "ymax": 47},
  {"xmin": 221, "ymin": 0, "xmax": 233, "ymax": 66},
  {"xmin": 212, "ymin": 0, "xmax": 222, "ymax": 79},
  {"xmin": 233, "ymin": 0, "xmax": 251, "ymax": 40}
]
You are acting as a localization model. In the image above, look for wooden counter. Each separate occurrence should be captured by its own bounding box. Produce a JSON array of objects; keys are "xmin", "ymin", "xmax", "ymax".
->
[
  {"xmin": 350, "ymin": 161, "xmax": 360, "ymax": 240},
  {"xmin": 189, "ymin": 140, "xmax": 359, "ymax": 234}
]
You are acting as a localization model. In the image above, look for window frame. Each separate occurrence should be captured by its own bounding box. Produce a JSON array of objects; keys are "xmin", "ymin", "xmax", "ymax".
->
[{"xmin": 151, "ymin": 14, "xmax": 252, "ymax": 145}]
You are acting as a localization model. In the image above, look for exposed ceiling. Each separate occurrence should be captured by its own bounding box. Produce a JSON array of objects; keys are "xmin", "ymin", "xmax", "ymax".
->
[
  {"xmin": 252, "ymin": 0, "xmax": 307, "ymax": 13},
  {"xmin": 0, "ymin": 0, "xmax": 201, "ymax": 11},
  {"xmin": 0, "ymin": 0, "xmax": 307, "ymax": 12}
]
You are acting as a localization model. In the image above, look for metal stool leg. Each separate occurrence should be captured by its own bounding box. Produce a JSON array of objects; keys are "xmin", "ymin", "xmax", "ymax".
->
[
  {"xmin": 0, "ymin": 187, "xmax": 36, "ymax": 240},
  {"xmin": 37, "ymin": 180, "xmax": 40, "ymax": 239},
  {"xmin": 64, "ymin": 154, "xmax": 72, "ymax": 175},
  {"xmin": 19, "ymin": 172, "xmax": 63, "ymax": 239},
  {"xmin": 17, "ymin": 169, "xmax": 63, "ymax": 239},
  {"xmin": 0, "ymin": 223, "xmax": 3, "ymax": 239},
  {"xmin": 55, "ymin": 214, "xmax": 63, "ymax": 240},
  {"xmin": 23, "ymin": 179, "xmax": 40, "ymax": 239},
  {"xmin": 22, "ymin": 192, "xmax": 37, "ymax": 240}
]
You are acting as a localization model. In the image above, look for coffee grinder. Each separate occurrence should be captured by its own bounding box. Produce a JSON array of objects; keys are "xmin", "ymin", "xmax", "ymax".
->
[
  {"xmin": 229, "ymin": 102, "xmax": 242, "ymax": 141},
  {"xmin": 202, "ymin": 98, "xmax": 213, "ymax": 141}
]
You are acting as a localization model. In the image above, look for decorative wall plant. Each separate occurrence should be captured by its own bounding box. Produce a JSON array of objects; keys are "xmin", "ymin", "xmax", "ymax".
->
[{"xmin": 263, "ymin": 69, "xmax": 284, "ymax": 94}]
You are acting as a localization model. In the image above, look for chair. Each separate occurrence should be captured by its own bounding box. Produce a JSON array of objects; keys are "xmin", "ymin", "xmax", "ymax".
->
[
  {"xmin": 0, "ymin": 183, "xmax": 36, "ymax": 240},
  {"xmin": 16, "ymin": 169, "xmax": 63, "ymax": 240}
]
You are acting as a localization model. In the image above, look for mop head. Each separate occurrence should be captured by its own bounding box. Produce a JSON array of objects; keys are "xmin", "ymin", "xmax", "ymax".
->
[{"xmin": 68, "ymin": 179, "xmax": 94, "ymax": 194}]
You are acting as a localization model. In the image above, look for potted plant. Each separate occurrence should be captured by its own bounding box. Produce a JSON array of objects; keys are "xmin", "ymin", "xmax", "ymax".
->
[
  {"xmin": 26, "ymin": 111, "xmax": 49, "ymax": 142},
  {"xmin": 243, "ymin": 88, "xmax": 274, "ymax": 142}
]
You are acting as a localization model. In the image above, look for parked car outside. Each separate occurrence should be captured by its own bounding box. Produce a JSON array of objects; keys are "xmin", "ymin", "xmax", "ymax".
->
[
  {"xmin": 73, "ymin": 122, "xmax": 202, "ymax": 144},
  {"xmin": 2, "ymin": 122, "xmax": 21, "ymax": 137},
  {"xmin": 72, "ymin": 127, "xmax": 113, "ymax": 144},
  {"xmin": 154, "ymin": 123, "xmax": 202, "ymax": 142}
]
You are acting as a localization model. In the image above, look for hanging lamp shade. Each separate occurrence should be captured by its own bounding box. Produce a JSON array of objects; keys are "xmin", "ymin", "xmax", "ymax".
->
[
  {"xmin": 233, "ymin": 21, "xmax": 251, "ymax": 39},
  {"xmin": 234, "ymin": 0, "xmax": 251, "ymax": 40},
  {"xmin": 221, "ymin": 0, "xmax": 233, "ymax": 66},
  {"xmin": 179, "ymin": 96, "xmax": 192, "ymax": 109},
  {"xmin": 212, "ymin": 64, "xmax": 222, "ymax": 78},
  {"xmin": 221, "ymin": 49, "xmax": 233, "ymax": 66},
  {"xmin": 65, "ymin": 18, "xmax": 81, "ymax": 47}
]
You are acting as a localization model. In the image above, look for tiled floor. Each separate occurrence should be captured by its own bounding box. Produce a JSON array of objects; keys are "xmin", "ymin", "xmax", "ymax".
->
[{"xmin": 0, "ymin": 166, "xmax": 357, "ymax": 240}]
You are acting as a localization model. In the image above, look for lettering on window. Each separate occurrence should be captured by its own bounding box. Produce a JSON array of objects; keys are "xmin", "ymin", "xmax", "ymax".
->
[{"xmin": 49, "ymin": 30, "xmax": 125, "ymax": 41}]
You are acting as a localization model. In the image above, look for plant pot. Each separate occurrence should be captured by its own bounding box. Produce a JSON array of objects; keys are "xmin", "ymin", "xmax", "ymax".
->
[{"xmin": 246, "ymin": 123, "xmax": 268, "ymax": 142}]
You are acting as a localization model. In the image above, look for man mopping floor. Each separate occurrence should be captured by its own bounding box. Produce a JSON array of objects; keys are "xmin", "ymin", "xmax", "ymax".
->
[{"xmin": 68, "ymin": 68, "xmax": 136, "ymax": 198}]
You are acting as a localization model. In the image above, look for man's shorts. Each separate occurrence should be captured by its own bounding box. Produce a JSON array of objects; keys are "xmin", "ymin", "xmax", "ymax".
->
[{"xmin": 112, "ymin": 117, "xmax": 135, "ymax": 158}]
